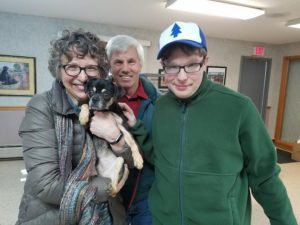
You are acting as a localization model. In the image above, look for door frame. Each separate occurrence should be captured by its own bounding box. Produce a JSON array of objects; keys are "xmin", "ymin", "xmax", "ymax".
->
[{"xmin": 274, "ymin": 55, "xmax": 300, "ymax": 152}]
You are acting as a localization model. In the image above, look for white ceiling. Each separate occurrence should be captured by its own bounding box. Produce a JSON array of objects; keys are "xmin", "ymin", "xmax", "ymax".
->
[{"xmin": 1, "ymin": 0, "xmax": 300, "ymax": 44}]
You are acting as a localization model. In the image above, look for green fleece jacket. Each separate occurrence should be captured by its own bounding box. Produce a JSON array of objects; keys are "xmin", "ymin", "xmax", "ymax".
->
[{"xmin": 130, "ymin": 75, "xmax": 297, "ymax": 225}]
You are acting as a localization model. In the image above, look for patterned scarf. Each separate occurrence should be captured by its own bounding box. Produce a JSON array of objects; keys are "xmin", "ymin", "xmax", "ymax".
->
[{"xmin": 55, "ymin": 114, "xmax": 112, "ymax": 225}]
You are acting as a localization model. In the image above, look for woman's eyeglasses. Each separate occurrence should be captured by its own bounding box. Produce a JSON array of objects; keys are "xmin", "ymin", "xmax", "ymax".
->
[{"xmin": 60, "ymin": 64, "xmax": 105, "ymax": 78}]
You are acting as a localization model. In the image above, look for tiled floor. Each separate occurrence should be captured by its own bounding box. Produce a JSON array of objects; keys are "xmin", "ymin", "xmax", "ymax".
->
[
  {"xmin": 1, "ymin": 159, "xmax": 299, "ymax": 225},
  {"xmin": 0, "ymin": 160, "xmax": 25, "ymax": 225}
]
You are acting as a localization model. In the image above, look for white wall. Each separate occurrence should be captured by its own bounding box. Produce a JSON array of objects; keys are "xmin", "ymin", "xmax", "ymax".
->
[{"xmin": 0, "ymin": 11, "xmax": 300, "ymax": 138}]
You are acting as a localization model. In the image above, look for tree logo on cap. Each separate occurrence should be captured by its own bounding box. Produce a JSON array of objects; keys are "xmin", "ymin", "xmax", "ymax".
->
[{"xmin": 170, "ymin": 23, "xmax": 181, "ymax": 38}]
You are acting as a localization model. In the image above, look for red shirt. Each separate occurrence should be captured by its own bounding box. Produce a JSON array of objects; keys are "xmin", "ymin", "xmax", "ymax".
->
[{"xmin": 119, "ymin": 80, "xmax": 148, "ymax": 117}]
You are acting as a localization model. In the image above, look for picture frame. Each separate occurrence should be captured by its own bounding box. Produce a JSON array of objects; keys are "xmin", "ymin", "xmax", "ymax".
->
[
  {"xmin": 0, "ymin": 55, "xmax": 36, "ymax": 96},
  {"xmin": 158, "ymin": 69, "xmax": 168, "ymax": 89},
  {"xmin": 206, "ymin": 66, "xmax": 227, "ymax": 85}
]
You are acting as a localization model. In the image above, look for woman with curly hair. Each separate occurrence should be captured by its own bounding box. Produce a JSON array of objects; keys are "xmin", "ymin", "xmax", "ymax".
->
[{"xmin": 16, "ymin": 29, "xmax": 130, "ymax": 225}]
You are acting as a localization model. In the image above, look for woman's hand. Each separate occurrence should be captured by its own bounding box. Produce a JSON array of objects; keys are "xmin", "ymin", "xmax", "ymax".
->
[
  {"xmin": 118, "ymin": 102, "xmax": 137, "ymax": 127},
  {"xmin": 90, "ymin": 111, "xmax": 120, "ymax": 141},
  {"xmin": 90, "ymin": 111, "xmax": 126, "ymax": 153}
]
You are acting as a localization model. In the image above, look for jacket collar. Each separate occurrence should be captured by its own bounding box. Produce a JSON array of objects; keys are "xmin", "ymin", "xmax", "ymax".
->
[{"xmin": 139, "ymin": 75, "xmax": 161, "ymax": 102}]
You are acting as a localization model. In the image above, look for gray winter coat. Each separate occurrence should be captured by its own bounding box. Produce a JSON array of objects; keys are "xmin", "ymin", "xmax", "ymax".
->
[{"xmin": 16, "ymin": 80, "xmax": 127, "ymax": 225}]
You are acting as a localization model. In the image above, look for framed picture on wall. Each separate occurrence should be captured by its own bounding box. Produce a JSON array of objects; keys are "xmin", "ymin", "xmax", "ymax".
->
[
  {"xmin": 206, "ymin": 66, "xmax": 227, "ymax": 85},
  {"xmin": 158, "ymin": 68, "xmax": 168, "ymax": 89},
  {"xmin": 0, "ymin": 55, "xmax": 36, "ymax": 96}
]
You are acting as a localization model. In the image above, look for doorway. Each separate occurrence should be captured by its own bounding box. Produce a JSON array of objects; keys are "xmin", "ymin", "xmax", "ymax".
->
[
  {"xmin": 238, "ymin": 56, "xmax": 272, "ymax": 122},
  {"xmin": 274, "ymin": 55, "xmax": 300, "ymax": 152}
]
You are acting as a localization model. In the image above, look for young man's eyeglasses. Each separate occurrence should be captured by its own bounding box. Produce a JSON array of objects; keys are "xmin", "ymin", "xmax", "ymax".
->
[
  {"xmin": 60, "ymin": 64, "xmax": 105, "ymax": 78},
  {"xmin": 163, "ymin": 62, "xmax": 204, "ymax": 75}
]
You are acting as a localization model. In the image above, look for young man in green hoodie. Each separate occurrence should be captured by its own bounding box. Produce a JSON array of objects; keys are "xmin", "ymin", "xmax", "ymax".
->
[{"xmin": 122, "ymin": 21, "xmax": 298, "ymax": 225}]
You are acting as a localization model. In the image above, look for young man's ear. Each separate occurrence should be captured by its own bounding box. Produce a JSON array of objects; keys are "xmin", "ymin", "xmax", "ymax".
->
[
  {"xmin": 160, "ymin": 60, "xmax": 164, "ymax": 68},
  {"xmin": 204, "ymin": 56, "xmax": 209, "ymax": 65},
  {"xmin": 202, "ymin": 56, "xmax": 209, "ymax": 72}
]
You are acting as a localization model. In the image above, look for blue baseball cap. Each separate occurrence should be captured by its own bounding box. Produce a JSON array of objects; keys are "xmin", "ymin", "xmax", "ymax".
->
[{"xmin": 157, "ymin": 21, "xmax": 207, "ymax": 59}]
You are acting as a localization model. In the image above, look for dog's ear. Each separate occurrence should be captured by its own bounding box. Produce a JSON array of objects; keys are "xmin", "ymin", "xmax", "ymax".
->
[
  {"xmin": 112, "ymin": 81, "xmax": 125, "ymax": 98},
  {"xmin": 84, "ymin": 78, "xmax": 98, "ymax": 93}
]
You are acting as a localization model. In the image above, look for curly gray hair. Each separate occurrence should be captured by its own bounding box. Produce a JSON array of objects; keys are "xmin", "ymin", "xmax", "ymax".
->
[{"xmin": 48, "ymin": 28, "xmax": 108, "ymax": 80}]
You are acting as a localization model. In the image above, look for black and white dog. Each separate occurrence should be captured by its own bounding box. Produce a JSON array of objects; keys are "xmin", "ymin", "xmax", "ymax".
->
[{"xmin": 79, "ymin": 78, "xmax": 143, "ymax": 196}]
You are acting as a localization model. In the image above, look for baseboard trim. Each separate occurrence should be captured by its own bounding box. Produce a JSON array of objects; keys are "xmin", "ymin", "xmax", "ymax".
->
[{"xmin": 0, "ymin": 146, "xmax": 23, "ymax": 158}]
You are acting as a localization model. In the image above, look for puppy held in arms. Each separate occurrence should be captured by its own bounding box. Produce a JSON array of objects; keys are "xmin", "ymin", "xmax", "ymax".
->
[{"xmin": 79, "ymin": 78, "xmax": 143, "ymax": 196}]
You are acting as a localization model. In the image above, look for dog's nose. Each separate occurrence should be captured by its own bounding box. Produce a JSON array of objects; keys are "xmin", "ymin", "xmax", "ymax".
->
[{"xmin": 92, "ymin": 95, "xmax": 101, "ymax": 102}]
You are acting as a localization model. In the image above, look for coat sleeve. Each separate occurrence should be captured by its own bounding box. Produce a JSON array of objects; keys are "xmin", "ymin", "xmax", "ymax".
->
[
  {"xmin": 239, "ymin": 99, "xmax": 297, "ymax": 225},
  {"xmin": 19, "ymin": 94, "xmax": 65, "ymax": 206}
]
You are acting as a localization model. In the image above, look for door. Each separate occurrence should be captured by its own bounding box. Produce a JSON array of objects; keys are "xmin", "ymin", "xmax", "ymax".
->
[{"xmin": 238, "ymin": 56, "xmax": 272, "ymax": 122}]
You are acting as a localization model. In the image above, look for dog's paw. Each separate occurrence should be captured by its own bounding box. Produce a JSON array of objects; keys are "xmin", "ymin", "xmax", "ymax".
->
[
  {"xmin": 109, "ymin": 184, "xmax": 118, "ymax": 197},
  {"xmin": 133, "ymin": 151, "xmax": 144, "ymax": 170},
  {"xmin": 79, "ymin": 104, "xmax": 90, "ymax": 125}
]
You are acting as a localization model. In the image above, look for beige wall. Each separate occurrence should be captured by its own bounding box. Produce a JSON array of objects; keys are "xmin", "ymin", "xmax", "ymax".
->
[{"xmin": 0, "ymin": 11, "xmax": 300, "ymax": 140}]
